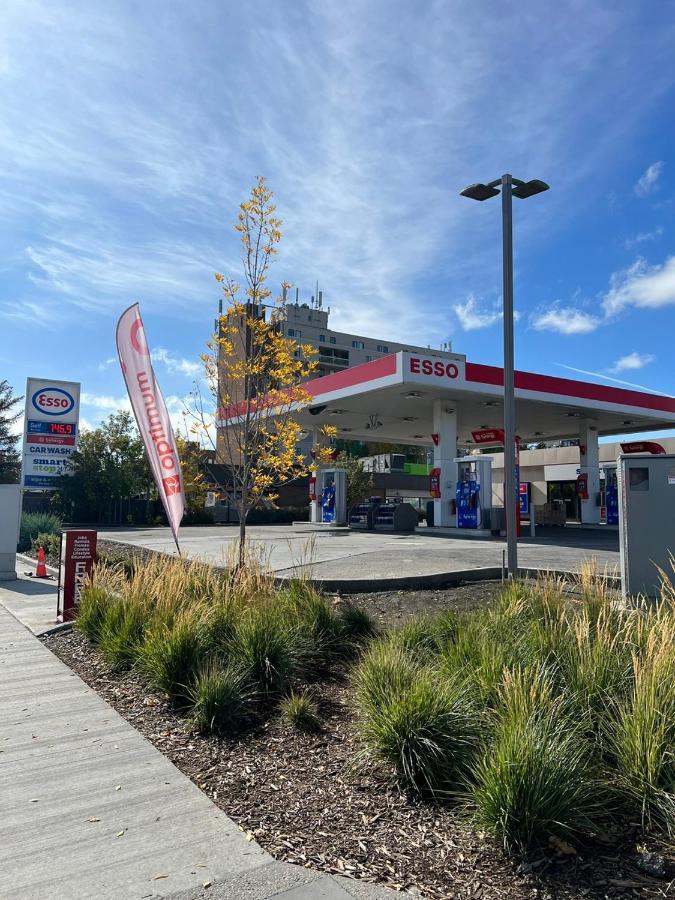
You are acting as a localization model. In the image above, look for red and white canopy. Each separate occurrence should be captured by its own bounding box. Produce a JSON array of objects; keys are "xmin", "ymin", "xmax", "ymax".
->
[{"xmin": 264, "ymin": 351, "xmax": 675, "ymax": 447}]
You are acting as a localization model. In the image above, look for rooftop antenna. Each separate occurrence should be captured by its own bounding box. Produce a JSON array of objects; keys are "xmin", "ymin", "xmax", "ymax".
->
[
  {"xmin": 315, "ymin": 279, "xmax": 319, "ymax": 310},
  {"xmin": 295, "ymin": 287, "xmax": 299, "ymax": 304},
  {"xmin": 282, "ymin": 284, "xmax": 287, "ymax": 302},
  {"xmin": 318, "ymin": 290, "xmax": 323, "ymax": 308}
]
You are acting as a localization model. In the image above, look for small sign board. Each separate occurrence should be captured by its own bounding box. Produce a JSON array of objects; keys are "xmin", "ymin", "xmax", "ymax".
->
[
  {"xmin": 519, "ymin": 482, "xmax": 530, "ymax": 516},
  {"xmin": 57, "ymin": 530, "xmax": 97, "ymax": 622}
]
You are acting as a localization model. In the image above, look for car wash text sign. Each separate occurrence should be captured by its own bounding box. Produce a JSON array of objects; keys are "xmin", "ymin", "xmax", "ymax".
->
[{"xmin": 21, "ymin": 378, "xmax": 81, "ymax": 489}]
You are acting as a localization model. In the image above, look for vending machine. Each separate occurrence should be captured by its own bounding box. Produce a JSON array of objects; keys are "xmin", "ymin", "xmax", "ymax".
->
[{"xmin": 454, "ymin": 457, "xmax": 492, "ymax": 529}]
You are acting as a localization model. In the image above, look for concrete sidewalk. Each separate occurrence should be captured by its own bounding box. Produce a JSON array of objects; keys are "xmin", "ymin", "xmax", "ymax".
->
[{"xmin": 0, "ymin": 579, "xmax": 395, "ymax": 900}]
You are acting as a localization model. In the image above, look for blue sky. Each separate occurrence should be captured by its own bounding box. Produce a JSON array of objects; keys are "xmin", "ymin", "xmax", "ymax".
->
[{"xmin": 1, "ymin": 1, "xmax": 674, "ymax": 439}]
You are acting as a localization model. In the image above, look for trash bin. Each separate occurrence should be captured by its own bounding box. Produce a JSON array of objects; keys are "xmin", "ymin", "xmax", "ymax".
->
[{"xmin": 426, "ymin": 500, "xmax": 434, "ymax": 528}]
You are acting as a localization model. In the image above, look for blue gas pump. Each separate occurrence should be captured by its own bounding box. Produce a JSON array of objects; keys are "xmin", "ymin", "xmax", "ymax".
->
[
  {"xmin": 606, "ymin": 469, "xmax": 618, "ymax": 525},
  {"xmin": 321, "ymin": 482, "xmax": 336, "ymax": 523},
  {"xmin": 454, "ymin": 457, "xmax": 492, "ymax": 530},
  {"xmin": 456, "ymin": 476, "xmax": 480, "ymax": 527}
]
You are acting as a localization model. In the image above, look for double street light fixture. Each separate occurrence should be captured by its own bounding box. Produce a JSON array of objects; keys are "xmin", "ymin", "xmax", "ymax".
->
[{"xmin": 460, "ymin": 174, "xmax": 549, "ymax": 579}]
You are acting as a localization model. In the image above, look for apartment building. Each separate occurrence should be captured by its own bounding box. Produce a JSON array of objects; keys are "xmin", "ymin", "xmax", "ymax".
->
[{"xmin": 280, "ymin": 295, "xmax": 451, "ymax": 376}]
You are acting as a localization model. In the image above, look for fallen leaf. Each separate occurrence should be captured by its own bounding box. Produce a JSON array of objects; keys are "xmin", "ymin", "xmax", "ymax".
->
[
  {"xmin": 115, "ymin": 785, "xmax": 121, "ymax": 791},
  {"xmin": 29, "ymin": 799, "xmax": 39, "ymax": 803},
  {"xmin": 202, "ymin": 881, "xmax": 212, "ymax": 889},
  {"xmin": 86, "ymin": 816, "xmax": 100, "ymax": 823},
  {"xmin": 548, "ymin": 835, "xmax": 576, "ymax": 856},
  {"xmin": 245, "ymin": 831, "xmax": 255, "ymax": 842},
  {"xmin": 117, "ymin": 830, "xmax": 125, "ymax": 837},
  {"xmin": 152, "ymin": 874, "xmax": 169, "ymax": 880}
]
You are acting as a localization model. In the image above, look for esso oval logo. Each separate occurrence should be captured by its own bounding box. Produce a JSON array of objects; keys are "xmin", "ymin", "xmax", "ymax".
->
[{"xmin": 31, "ymin": 388, "xmax": 76, "ymax": 417}]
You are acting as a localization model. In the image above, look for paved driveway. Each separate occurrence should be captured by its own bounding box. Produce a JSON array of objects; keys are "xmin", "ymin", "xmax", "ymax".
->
[{"xmin": 98, "ymin": 524, "xmax": 620, "ymax": 589}]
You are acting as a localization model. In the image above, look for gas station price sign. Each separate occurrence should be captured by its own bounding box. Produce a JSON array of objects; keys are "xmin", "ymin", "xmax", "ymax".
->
[{"xmin": 21, "ymin": 378, "xmax": 81, "ymax": 489}]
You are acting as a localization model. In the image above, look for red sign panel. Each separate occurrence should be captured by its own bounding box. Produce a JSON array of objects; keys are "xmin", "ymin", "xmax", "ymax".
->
[
  {"xmin": 471, "ymin": 428, "xmax": 506, "ymax": 445},
  {"xmin": 620, "ymin": 441, "xmax": 665, "ymax": 455},
  {"xmin": 58, "ymin": 530, "xmax": 97, "ymax": 623}
]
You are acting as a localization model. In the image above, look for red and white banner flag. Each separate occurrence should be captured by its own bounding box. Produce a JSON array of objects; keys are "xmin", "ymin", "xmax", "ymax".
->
[{"xmin": 116, "ymin": 303, "xmax": 185, "ymax": 546}]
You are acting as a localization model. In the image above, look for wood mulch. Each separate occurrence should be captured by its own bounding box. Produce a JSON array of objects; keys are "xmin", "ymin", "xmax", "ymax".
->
[{"xmin": 42, "ymin": 583, "xmax": 674, "ymax": 900}]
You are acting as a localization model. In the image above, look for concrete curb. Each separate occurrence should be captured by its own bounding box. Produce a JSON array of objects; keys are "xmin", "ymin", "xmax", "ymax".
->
[{"xmin": 276, "ymin": 566, "xmax": 622, "ymax": 594}]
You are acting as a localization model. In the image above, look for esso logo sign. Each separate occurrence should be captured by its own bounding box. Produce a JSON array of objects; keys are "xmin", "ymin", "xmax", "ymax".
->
[
  {"xmin": 31, "ymin": 388, "xmax": 75, "ymax": 417},
  {"xmin": 409, "ymin": 356, "xmax": 460, "ymax": 380}
]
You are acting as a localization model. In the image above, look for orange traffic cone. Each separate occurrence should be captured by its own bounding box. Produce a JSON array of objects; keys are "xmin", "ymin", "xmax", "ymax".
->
[{"xmin": 35, "ymin": 546, "xmax": 49, "ymax": 578}]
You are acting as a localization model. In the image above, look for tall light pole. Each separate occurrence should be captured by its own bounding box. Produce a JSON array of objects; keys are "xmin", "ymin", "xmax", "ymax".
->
[{"xmin": 460, "ymin": 175, "xmax": 549, "ymax": 578}]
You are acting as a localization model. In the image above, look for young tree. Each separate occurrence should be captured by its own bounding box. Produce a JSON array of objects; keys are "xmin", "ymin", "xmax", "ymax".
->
[
  {"xmin": 0, "ymin": 380, "xmax": 22, "ymax": 484},
  {"xmin": 335, "ymin": 451, "xmax": 375, "ymax": 510},
  {"xmin": 192, "ymin": 177, "xmax": 334, "ymax": 564},
  {"xmin": 55, "ymin": 411, "xmax": 153, "ymax": 522}
]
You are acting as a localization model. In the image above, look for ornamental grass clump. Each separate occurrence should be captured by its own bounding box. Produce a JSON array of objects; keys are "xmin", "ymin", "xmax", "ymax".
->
[
  {"xmin": 76, "ymin": 583, "xmax": 115, "ymax": 644},
  {"xmin": 138, "ymin": 611, "xmax": 206, "ymax": 705},
  {"xmin": 231, "ymin": 604, "xmax": 308, "ymax": 695},
  {"xmin": 188, "ymin": 662, "xmax": 254, "ymax": 734},
  {"xmin": 356, "ymin": 639, "xmax": 481, "ymax": 794},
  {"xmin": 280, "ymin": 580, "xmax": 342, "ymax": 666},
  {"xmin": 337, "ymin": 601, "xmax": 377, "ymax": 644},
  {"xmin": 607, "ymin": 627, "xmax": 675, "ymax": 833},
  {"xmin": 471, "ymin": 666, "xmax": 602, "ymax": 852},
  {"xmin": 98, "ymin": 596, "xmax": 148, "ymax": 671},
  {"xmin": 280, "ymin": 689, "xmax": 321, "ymax": 732}
]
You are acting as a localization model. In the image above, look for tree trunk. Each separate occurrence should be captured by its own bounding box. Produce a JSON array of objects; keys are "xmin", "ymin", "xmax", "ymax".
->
[{"xmin": 238, "ymin": 514, "xmax": 246, "ymax": 569}]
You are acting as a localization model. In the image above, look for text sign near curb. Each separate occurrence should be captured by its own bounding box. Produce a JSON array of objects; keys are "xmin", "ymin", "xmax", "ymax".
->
[
  {"xmin": 58, "ymin": 530, "xmax": 97, "ymax": 622},
  {"xmin": 21, "ymin": 378, "xmax": 81, "ymax": 490}
]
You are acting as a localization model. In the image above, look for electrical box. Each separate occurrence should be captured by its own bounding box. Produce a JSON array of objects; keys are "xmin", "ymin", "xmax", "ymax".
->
[{"xmin": 618, "ymin": 454, "xmax": 675, "ymax": 599}]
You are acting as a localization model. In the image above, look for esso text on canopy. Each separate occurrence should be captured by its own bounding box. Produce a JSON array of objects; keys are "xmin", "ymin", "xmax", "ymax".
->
[
  {"xmin": 409, "ymin": 356, "xmax": 460, "ymax": 379},
  {"xmin": 31, "ymin": 387, "xmax": 76, "ymax": 417}
]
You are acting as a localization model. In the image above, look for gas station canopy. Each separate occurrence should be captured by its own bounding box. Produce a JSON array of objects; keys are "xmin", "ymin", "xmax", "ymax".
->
[{"xmin": 289, "ymin": 351, "xmax": 675, "ymax": 446}]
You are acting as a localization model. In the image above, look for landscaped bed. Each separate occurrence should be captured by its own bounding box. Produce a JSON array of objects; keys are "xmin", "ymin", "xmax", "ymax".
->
[{"xmin": 42, "ymin": 555, "xmax": 675, "ymax": 899}]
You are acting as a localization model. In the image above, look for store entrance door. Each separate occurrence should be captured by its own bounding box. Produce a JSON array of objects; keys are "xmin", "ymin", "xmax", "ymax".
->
[{"xmin": 547, "ymin": 480, "xmax": 580, "ymax": 522}]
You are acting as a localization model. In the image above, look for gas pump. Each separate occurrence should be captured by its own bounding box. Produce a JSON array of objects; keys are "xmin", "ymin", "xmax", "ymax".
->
[
  {"xmin": 454, "ymin": 457, "xmax": 492, "ymax": 529},
  {"xmin": 601, "ymin": 465, "xmax": 619, "ymax": 525},
  {"xmin": 318, "ymin": 468, "xmax": 347, "ymax": 525}
]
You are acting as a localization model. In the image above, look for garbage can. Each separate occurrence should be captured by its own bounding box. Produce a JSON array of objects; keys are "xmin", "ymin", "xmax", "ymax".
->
[{"xmin": 426, "ymin": 500, "xmax": 434, "ymax": 528}]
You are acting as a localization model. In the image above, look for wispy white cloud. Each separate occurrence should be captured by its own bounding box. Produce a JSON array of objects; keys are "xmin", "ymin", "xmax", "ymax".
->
[
  {"xmin": 557, "ymin": 363, "xmax": 669, "ymax": 396},
  {"xmin": 453, "ymin": 294, "xmax": 521, "ymax": 331},
  {"xmin": 634, "ymin": 161, "xmax": 664, "ymax": 197},
  {"xmin": 624, "ymin": 227, "xmax": 663, "ymax": 249},
  {"xmin": 608, "ymin": 351, "xmax": 655, "ymax": 374},
  {"xmin": 152, "ymin": 348, "xmax": 201, "ymax": 378},
  {"xmin": 602, "ymin": 256, "xmax": 675, "ymax": 317},
  {"xmin": 530, "ymin": 306, "xmax": 601, "ymax": 335},
  {"xmin": 80, "ymin": 392, "xmax": 131, "ymax": 412},
  {"xmin": 97, "ymin": 357, "xmax": 116, "ymax": 371},
  {"xmin": 531, "ymin": 254, "xmax": 675, "ymax": 335}
]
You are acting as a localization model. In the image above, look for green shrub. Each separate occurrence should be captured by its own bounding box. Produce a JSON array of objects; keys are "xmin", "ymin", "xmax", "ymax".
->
[
  {"xmin": 76, "ymin": 584, "xmax": 113, "ymax": 644},
  {"xmin": 471, "ymin": 667, "xmax": 601, "ymax": 851},
  {"xmin": 18, "ymin": 512, "xmax": 61, "ymax": 552},
  {"xmin": 231, "ymin": 605, "xmax": 307, "ymax": 694},
  {"xmin": 280, "ymin": 689, "xmax": 321, "ymax": 732},
  {"xmin": 338, "ymin": 602, "xmax": 377, "ymax": 643},
  {"xmin": 98, "ymin": 598, "xmax": 148, "ymax": 671},
  {"xmin": 139, "ymin": 613, "xmax": 205, "ymax": 704},
  {"xmin": 188, "ymin": 663, "xmax": 254, "ymax": 733},
  {"xmin": 32, "ymin": 531, "xmax": 61, "ymax": 560}
]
